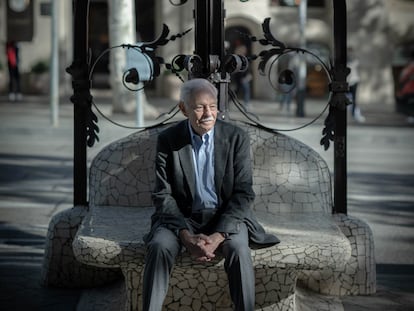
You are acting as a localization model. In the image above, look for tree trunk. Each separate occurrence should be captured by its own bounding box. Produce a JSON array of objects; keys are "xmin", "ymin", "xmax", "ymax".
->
[{"xmin": 108, "ymin": 0, "xmax": 138, "ymax": 113}]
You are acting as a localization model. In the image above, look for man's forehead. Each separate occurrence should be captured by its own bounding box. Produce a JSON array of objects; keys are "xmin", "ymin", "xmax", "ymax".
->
[{"xmin": 192, "ymin": 90, "xmax": 217, "ymax": 103}]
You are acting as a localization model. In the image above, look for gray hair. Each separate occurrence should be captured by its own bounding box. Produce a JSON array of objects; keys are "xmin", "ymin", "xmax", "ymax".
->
[{"xmin": 179, "ymin": 79, "xmax": 218, "ymax": 108}]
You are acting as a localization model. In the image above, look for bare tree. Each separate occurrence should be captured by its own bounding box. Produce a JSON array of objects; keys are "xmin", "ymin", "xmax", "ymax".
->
[
  {"xmin": 108, "ymin": 0, "xmax": 138, "ymax": 113},
  {"xmin": 108, "ymin": 0, "xmax": 159, "ymax": 119}
]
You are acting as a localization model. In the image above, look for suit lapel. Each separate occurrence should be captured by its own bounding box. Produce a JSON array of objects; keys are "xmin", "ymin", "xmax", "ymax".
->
[
  {"xmin": 214, "ymin": 121, "xmax": 229, "ymax": 199},
  {"xmin": 177, "ymin": 121, "xmax": 196, "ymax": 200}
]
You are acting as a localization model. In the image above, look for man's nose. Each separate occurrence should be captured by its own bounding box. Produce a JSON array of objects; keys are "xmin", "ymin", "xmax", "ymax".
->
[{"xmin": 203, "ymin": 106, "xmax": 212, "ymax": 114}]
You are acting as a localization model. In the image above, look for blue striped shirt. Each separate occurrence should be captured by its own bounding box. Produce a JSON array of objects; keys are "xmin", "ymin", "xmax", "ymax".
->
[{"xmin": 188, "ymin": 122, "xmax": 218, "ymax": 211}]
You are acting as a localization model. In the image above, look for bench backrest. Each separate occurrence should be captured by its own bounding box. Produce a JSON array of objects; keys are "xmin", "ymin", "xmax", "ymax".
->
[{"xmin": 89, "ymin": 122, "xmax": 332, "ymax": 214}]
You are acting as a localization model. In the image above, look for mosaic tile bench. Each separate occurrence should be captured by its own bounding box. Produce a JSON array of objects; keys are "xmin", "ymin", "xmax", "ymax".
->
[{"xmin": 42, "ymin": 121, "xmax": 376, "ymax": 311}]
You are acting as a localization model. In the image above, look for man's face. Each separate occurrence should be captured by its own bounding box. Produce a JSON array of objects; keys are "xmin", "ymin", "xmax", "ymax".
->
[{"xmin": 180, "ymin": 91, "xmax": 218, "ymax": 136}]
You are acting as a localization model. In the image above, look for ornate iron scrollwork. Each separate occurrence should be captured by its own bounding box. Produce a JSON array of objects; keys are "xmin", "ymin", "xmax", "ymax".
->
[{"xmin": 320, "ymin": 65, "xmax": 350, "ymax": 150}]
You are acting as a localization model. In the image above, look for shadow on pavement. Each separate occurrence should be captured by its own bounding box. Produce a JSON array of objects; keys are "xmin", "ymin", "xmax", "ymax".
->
[{"xmin": 0, "ymin": 221, "xmax": 82, "ymax": 310}]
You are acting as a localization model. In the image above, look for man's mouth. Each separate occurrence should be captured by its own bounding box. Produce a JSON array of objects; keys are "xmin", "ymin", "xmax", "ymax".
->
[{"xmin": 200, "ymin": 117, "xmax": 214, "ymax": 123}]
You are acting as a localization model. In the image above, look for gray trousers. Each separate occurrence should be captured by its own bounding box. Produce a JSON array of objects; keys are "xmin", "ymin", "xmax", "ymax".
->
[{"xmin": 142, "ymin": 223, "xmax": 254, "ymax": 311}]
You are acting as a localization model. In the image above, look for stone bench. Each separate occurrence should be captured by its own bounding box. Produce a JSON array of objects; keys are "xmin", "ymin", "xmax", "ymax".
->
[
  {"xmin": 42, "ymin": 121, "xmax": 376, "ymax": 311},
  {"xmin": 71, "ymin": 121, "xmax": 357, "ymax": 311}
]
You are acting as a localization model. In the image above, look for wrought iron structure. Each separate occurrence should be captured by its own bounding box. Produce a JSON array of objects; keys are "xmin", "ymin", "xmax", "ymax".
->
[
  {"xmin": 67, "ymin": 1, "xmax": 90, "ymax": 207},
  {"xmin": 68, "ymin": 0, "xmax": 348, "ymax": 214}
]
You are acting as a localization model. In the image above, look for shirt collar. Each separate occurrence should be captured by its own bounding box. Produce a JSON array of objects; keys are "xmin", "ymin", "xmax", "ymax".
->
[{"xmin": 187, "ymin": 120, "xmax": 214, "ymax": 143}]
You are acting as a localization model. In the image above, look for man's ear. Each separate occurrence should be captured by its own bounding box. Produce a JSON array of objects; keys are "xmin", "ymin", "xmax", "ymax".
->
[{"xmin": 179, "ymin": 101, "xmax": 188, "ymax": 117}]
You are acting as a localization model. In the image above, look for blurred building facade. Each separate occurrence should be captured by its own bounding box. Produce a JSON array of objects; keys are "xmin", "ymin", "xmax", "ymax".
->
[
  {"xmin": 0, "ymin": 1, "xmax": 73, "ymax": 95},
  {"xmin": 0, "ymin": 0, "xmax": 413, "ymax": 107}
]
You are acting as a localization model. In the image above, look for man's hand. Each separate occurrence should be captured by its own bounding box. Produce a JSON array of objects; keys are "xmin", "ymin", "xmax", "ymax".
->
[
  {"xmin": 179, "ymin": 230, "xmax": 225, "ymax": 262},
  {"xmin": 202, "ymin": 232, "xmax": 225, "ymax": 260}
]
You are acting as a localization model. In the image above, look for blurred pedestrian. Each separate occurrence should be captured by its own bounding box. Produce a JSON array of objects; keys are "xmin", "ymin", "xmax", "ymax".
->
[
  {"xmin": 233, "ymin": 40, "xmax": 252, "ymax": 110},
  {"xmin": 347, "ymin": 47, "xmax": 365, "ymax": 122},
  {"xmin": 6, "ymin": 41, "xmax": 22, "ymax": 102},
  {"xmin": 396, "ymin": 51, "xmax": 414, "ymax": 119},
  {"xmin": 278, "ymin": 53, "xmax": 297, "ymax": 114}
]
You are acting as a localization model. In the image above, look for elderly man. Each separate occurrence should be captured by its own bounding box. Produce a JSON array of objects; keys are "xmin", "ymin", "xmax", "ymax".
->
[{"xmin": 143, "ymin": 78, "xmax": 279, "ymax": 311}]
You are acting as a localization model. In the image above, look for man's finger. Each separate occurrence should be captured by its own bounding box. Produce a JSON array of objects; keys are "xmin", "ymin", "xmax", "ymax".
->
[
  {"xmin": 195, "ymin": 256, "xmax": 212, "ymax": 262},
  {"xmin": 198, "ymin": 234, "xmax": 212, "ymax": 243}
]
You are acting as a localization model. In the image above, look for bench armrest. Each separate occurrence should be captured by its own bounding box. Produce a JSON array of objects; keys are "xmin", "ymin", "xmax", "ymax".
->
[{"xmin": 73, "ymin": 206, "xmax": 152, "ymax": 267}]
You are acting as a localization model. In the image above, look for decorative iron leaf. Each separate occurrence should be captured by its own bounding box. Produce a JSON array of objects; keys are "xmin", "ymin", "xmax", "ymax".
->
[
  {"xmin": 86, "ymin": 109, "xmax": 99, "ymax": 147},
  {"xmin": 168, "ymin": 28, "xmax": 192, "ymax": 41},
  {"xmin": 257, "ymin": 48, "xmax": 283, "ymax": 75},
  {"xmin": 141, "ymin": 25, "xmax": 192, "ymax": 51},
  {"xmin": 142, "ymin": 24, "xmax": 170, "ymax": 49},
  {"xmin": 320, "ymin": 108, "xmax": 335, "ymax": 151},
  {"xmin": 261, "ymin": 18, "xmax": 285, "ymax": 49}
]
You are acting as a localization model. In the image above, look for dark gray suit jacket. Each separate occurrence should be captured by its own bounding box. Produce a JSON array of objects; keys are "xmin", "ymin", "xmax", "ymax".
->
[{"xmin": 147, "ymin": 120, "xmax": 279, "ymax": 248}]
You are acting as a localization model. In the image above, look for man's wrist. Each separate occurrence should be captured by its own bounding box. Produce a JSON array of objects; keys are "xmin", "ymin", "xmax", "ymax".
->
[{"xmin": 179, "ymin": 229, "xmax": 189, "ymax": 239}]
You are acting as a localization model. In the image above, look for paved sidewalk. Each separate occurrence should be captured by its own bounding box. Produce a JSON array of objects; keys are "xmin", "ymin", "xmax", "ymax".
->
[{"xmin": 0, "ymin": 92, "xmax": 413, "ymax": 310}]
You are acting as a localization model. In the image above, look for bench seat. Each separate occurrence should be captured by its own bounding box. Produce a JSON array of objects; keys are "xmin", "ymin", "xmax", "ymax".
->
[
  {"xmin": 74, "ymin": 206, "xmax": 350, "ymax": 271},
  {"xmin": 70, "ymin": 121, "xmax": 358, "ymax": 310},
  {"xmin": 74, "ymin": 206, "xmax": 350, "ymax": 311}
]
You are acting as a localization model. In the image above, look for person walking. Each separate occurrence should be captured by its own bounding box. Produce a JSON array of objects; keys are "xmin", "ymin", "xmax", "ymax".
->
[
  {"xmin": 278, "ymin": 53, "xmax": 297, "ymax": 115},
  {"xmin": 6, "ymin": 41, "xmax": 22, "ymax": 102},
  {"xmin": 233, "ymin": 41, "xmax": 252, "ymax": 110},
  {"xmin": 347, "ymin": 48, "xmax": 365, "ymax": 122}
]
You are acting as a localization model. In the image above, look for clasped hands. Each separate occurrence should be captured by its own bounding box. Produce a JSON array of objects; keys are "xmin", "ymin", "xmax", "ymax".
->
[{"xmin": 179, "ymin": 229, "xmax": 225, "ymax": 262}]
